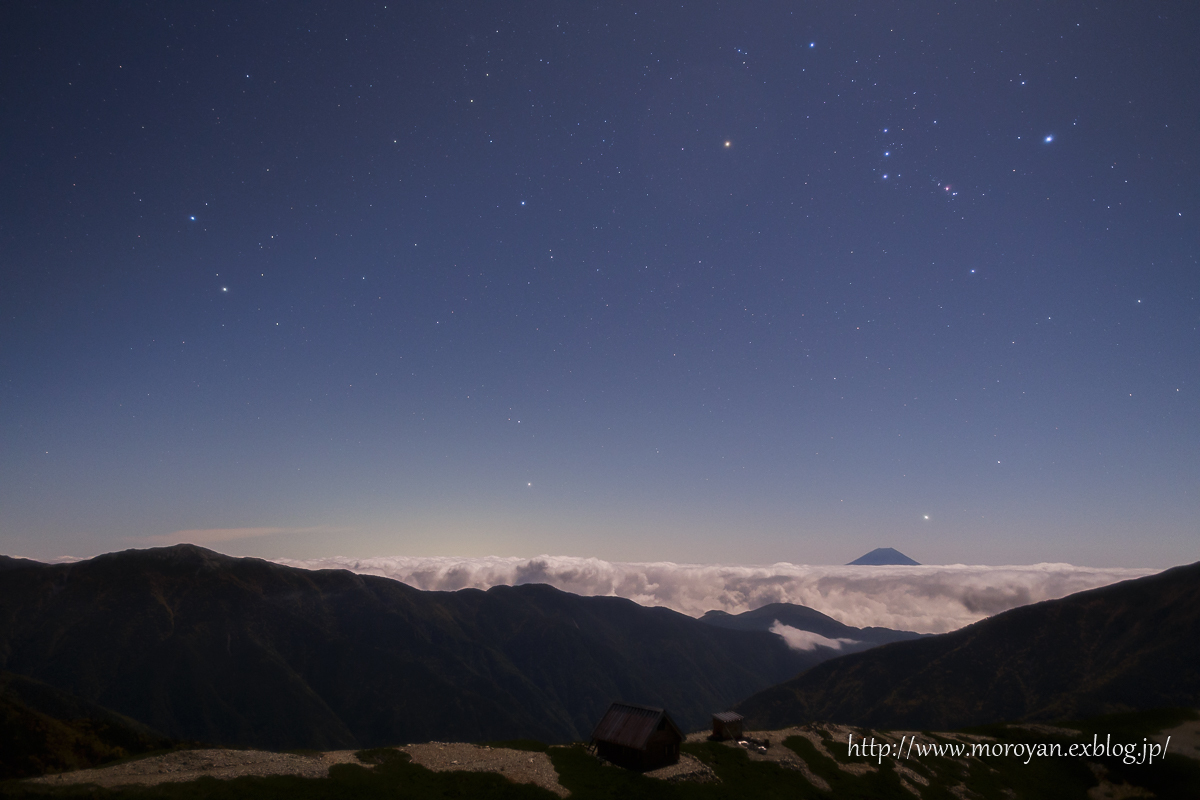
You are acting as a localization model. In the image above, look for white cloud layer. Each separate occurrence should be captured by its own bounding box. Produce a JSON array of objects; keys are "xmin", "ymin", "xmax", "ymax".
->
[
  {"xmin": 272, "ymin": 554, "xmax": 1158, "ymax": 634},
  {"xmin": 769, "ymin": 621, "xmax": 859, "ymax": 651}
]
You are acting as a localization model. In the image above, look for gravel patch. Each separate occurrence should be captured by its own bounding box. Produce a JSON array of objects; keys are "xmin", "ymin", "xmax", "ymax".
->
[
  {"xmin": 25, "ymin": 748, "xmax": 364, "ymax": 788},
  {"xmin": 400, "ymin": 742, "xmax": 569, "ymax": 797},
  {"xmin": 25, "ymin": 743, "xmax": 571, "ymax": 796},
  {"xmin": 1153, "ymin": 717, "xmax": 1200, "ymax": 762},
  {"xmin": 642, "ymin": 752, "xmax": 718, "ymax": 784}
]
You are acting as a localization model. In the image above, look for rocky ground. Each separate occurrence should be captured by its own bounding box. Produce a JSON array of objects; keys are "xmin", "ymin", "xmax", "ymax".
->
[
  {"xmin": 1156, "ymin": 716, "xmax": 1200, "ymax": 760},
  {"xmin": 24, "ymin": 718, "xmax": 1200, "ymax": 797},
  {"xmin": 24, "ymin": 735, "xmax": 743, "ymax": 794},
  {"xmin": 25, "ymin": 748, "xmax": 365, "ymax": 788},
  {"xmin": 401, "ymin": 742, "xmax": 569, "ymax": 797},
  {"xmin": 18, "ymin": 726, "xmax": 919, "ymax": 795},
  {"xmin": 24, "ymin": 742, "xmax": 578, "ymax": 796}
]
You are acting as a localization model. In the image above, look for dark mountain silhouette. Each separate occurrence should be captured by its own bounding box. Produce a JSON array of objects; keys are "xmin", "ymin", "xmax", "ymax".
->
[
  {"xmin": 737, "ymin": 561, "xmax": 1200, "ymax": 731},
  {"xmin": 0, "ymin": 545, "xmax": 837, "ymax": 750},
  {"xmin": 699, "ymin": 603, "xmax": 926, "ymax": 649},
  {"xmin": 846, "ymin": 547, "xmax": 919, "ymax": 565},
  {"xmin": 0, "ymin": 555, "xmax": 45, "ymax": 572},
  {"xmin": 0, "ymin": 671, "xmax": 175, "ymax": 779}
]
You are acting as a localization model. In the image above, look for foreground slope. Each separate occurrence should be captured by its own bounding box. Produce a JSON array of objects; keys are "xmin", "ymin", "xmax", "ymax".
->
[
  {"xmin": 8, "ymin": 708, "xmax": 1199, "ymax": 799},
  {"xmin": 738, "ymin": 561, "xmax": 1200, "ymax": 731},
  {"xmin": 0, "ymin": 545, "xmax": 825, "ymax": 750},
  {"xmin": 0, "ymin": 671, "xmax": 175, "ymax": 780}
]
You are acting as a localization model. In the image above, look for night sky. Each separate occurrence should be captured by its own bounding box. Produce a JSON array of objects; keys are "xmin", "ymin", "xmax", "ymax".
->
[{"xmin": 3, "ymin": 2, "xmax": 1197, "ymax": 567}]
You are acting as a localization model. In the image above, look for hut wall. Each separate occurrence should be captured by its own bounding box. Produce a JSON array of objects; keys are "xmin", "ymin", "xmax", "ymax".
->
[
  {"xmin": 645, "ymin": 730, "xmax": 681, "ymax": 767},
  {"xmin": 595, "ymin": 741, "xmax": 642, "ymax": 770},
  {"xmin": 596, "ymin": 734, "xmax": 679, "ymax": 770},
  {"xmin": 712, "ymin": 717, "xmax": 743, "ymax": 740}
]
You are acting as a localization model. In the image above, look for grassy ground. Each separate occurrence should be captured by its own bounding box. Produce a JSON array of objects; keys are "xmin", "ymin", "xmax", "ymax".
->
[{"xmin": 3, "ymin": 709, "xmax": 1197, "ymax": 799}]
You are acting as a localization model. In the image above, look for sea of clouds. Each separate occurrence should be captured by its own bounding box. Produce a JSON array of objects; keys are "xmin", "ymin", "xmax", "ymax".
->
[{"xmin": 272, "ymin": 555, "xmax": 1157, "ymax": 634}]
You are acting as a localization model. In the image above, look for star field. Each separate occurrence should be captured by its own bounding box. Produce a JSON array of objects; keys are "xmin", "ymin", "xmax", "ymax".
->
[{"xmin": 1, "ymin": 2, "xmax": 1196, "ymax": 566}]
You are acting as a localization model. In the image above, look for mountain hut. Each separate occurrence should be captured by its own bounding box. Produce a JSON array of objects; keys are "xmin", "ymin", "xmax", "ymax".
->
[
  {"xmin": 590, "ymin": 701, "xmax": 683, "ymax": 770},
  {"xmin": 711, "ymin": 711, "xmax": 744, "ymax": 741}
]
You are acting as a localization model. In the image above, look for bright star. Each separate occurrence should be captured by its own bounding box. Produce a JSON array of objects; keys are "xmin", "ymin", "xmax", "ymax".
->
[
  {"xmin": 924, "ymin": 515, "xmax": 929, "ymax": 520},
  {"xmin": 1044, "ymin": 134, "xmax": 1054, "ymax": 143},
  {"xmin": 189, "ymin": 216, "xmax": 196, "ymax": 221},
  {"xmin": 809, "ymin": 42, "xmax": 815, "ymax": 48},
  {"xmin": 724, "ymin": 141, "xmax": 731, "ymax": 148}
]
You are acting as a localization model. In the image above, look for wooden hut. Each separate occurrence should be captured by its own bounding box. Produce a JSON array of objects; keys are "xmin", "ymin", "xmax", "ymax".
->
[
  {"xmin": 711, "ymin": 711, "xmax": 744, "ymax": 741},
  {"xmin": 590, "ymin": 702, "xmax": 683, "ymax": 770}
]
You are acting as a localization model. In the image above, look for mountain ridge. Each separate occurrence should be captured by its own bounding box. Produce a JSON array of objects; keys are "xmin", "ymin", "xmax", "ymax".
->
[
  {"xmin": 0, "ymin": 544, "xmax": 844, "ymax": 749},
  {"xmin": 736, "ymin": 561, "xmax": 1199, "ymax": 731},
  {"xmin": 698, "ymin": 602, "xmax": 926, "ymax": 648}
]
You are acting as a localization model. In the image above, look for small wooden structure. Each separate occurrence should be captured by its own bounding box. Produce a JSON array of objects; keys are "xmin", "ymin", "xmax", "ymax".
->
[
  {"xmin": 711, "ymin": 711, "xmax": 744, "ymax": 741},
  {"xmin": 590, "ymin": 701, "xmax": 683, "ymax": 770}
]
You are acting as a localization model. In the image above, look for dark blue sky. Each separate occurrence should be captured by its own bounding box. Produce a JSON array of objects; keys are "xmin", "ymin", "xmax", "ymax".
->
[{"xmin": 3, "ymin": 1, "xmax": 1197, "ymax": 565}]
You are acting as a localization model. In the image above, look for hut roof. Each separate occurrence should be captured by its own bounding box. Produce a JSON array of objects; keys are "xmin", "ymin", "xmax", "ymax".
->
[
  {"xmin": 591, "ymin": 702, "xmax": 683, "ymax": 750},
  {"xmin": 713, "ymin": 711, "xmax": 744, "ymax": 723}
]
